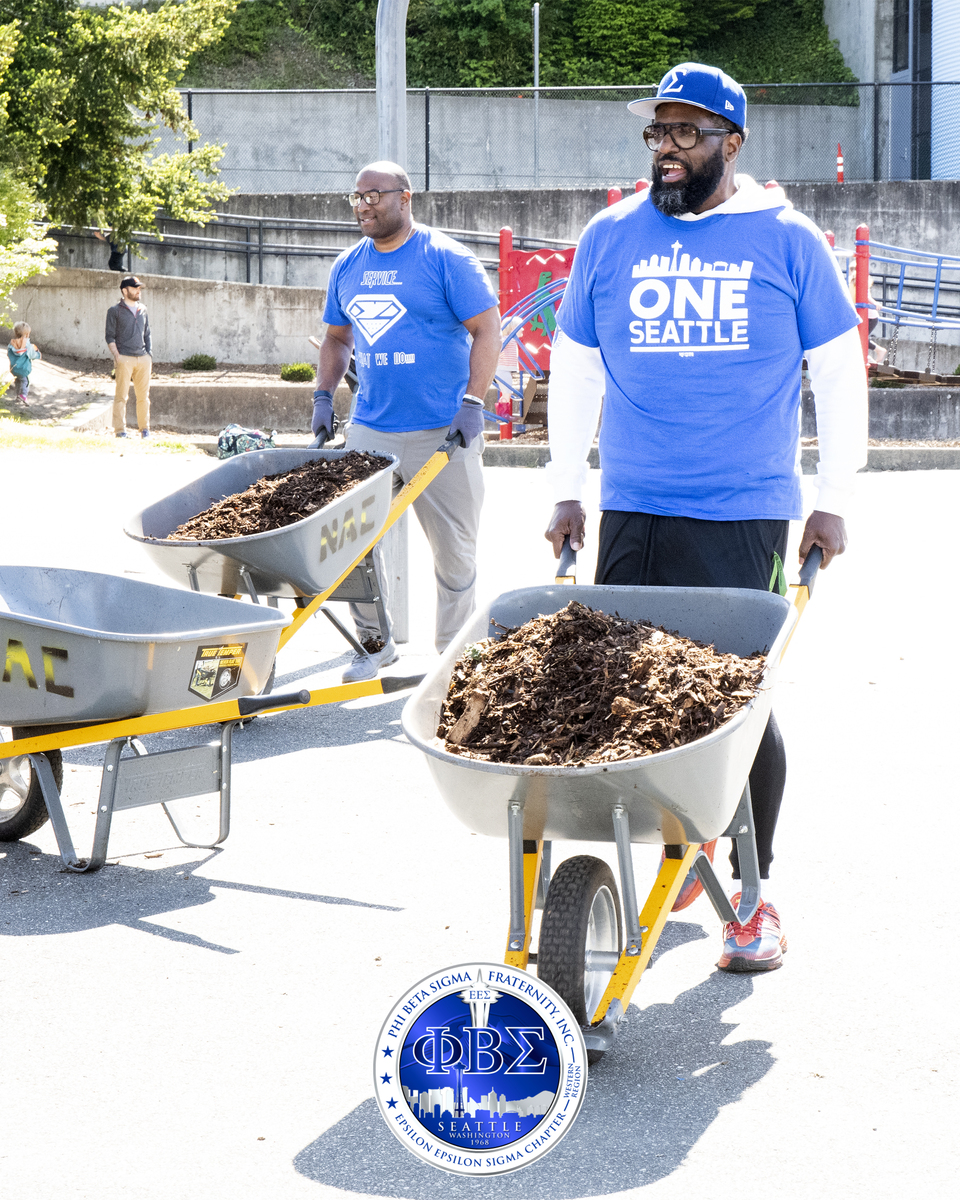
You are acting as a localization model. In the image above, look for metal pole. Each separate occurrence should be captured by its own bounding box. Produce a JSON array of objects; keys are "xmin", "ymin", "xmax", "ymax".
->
[
  {"xmin": 376, "ymin": 0, "xmax": 411, "ymax": 165},
  {"xmin": 424, "ymin": 87, "xmax": 430, "ymax": 191},
  {"xmin": 187, "ymin": 89, "xmax": 193, "ymax": 154},
  {"xmin": 873, "ymin": 81, "xmax": 881, "ymax": 182},
  {"xmin": 855, "ymin": 223, "xmax": 870, "ymax": 369},
  {"xmin": 533, "ymin": 3, "xmax": 540, "ymax": 187}
]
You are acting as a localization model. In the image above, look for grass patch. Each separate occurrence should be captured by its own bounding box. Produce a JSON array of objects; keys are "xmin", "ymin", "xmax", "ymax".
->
[
  {"xmin": 0, "ymin": 417, "xmax": 195, "ymax": 454},
  {"xmin": 280, "ymin": 362, "xmax": 315, "ymax": 382},
  {"xmin": 183, "ymin": 353, "xmax": 218, "ymax": 371}
]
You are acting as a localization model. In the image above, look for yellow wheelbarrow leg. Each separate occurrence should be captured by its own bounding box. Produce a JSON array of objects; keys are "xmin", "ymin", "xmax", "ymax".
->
[{"xmin": 590, "ymin": 842, "xmax": 701, "ymax": 1026}]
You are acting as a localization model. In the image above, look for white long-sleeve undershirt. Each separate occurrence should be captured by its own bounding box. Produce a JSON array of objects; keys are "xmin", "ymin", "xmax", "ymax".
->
[{"xmin": 545, "ymin": 325, "xmax": 868, "ymax": 517}]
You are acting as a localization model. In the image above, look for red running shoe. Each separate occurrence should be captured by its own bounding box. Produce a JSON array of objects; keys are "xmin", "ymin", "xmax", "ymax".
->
[
  {"xmin": 662, "ymin": 839, "xmax": 718, "ymax": 912},
  {"xmin": 717, "ymin": 892, "xmax": 787, "ymax": 973}
]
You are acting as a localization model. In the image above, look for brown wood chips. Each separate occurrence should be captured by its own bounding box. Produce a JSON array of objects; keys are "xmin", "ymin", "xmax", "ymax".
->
[
  {"xmin": 166, "ymin": 452, "xmax": 392, "ymax": 540},
  {"xmin": 439, "ymin": 600, "xmax": 766, "ymax": 766}
]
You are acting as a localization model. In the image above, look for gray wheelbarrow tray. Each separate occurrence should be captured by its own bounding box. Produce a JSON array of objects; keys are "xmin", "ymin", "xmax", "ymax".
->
[
  {"xmin": 0, "ymin": 565, "xmax": 287, "ymax": 727},
  {"xmin": 402, "ymin": 583, "xmax": 797, "ymax": 846},
  {"xmin": 124, "ymin": 448, "xmax": 398, "ymax": 599}
]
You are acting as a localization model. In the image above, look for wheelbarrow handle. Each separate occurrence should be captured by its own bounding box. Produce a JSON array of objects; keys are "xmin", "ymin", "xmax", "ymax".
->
[
  {"xmin": 237, "ymin": 689, "xmax": 311, "ymax": 717},
  {"xmin": 557, "ymin": 534, "xmax": 577, "ymax": 581},
  {"xmin": 308, "ymin": 410, "xmax": 342, "ymax": 450},
  {"xmin": 439, "ymin": 430, "xmax": 466, "ymax": 456},
  {"xmin": 797, "ymin": 545, "xmax": 823, "ymax": 596}
]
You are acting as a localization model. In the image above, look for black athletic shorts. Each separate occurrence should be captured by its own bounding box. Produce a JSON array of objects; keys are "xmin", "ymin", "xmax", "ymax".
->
[{"xmin": 595, "ymin": 511, "xmax": 789, "ymax": 592}]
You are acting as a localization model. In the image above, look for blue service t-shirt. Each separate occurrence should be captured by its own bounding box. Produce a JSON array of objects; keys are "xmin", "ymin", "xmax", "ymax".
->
[
  {"xmin": 323, "ymin": 224, "xmax": 498, "ymax": 432},
  {"xmin": 557, "ymin": 194, "xmax": 860, "ymax": 520}
]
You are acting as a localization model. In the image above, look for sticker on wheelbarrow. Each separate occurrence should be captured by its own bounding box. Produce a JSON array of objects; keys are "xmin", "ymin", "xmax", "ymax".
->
[
  {"xmin": 188, "ymin": 642, "xmax": 247, "ymax": 702},
  {"xmin": 373, "ymin": 962, "xmax": 586, "ymax": 1176}
]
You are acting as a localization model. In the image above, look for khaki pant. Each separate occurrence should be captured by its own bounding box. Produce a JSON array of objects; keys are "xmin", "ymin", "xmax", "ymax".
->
[
  {"xmin": 113, "ymin": 354, "xmax": 151, "ymax": 432},
  {"xmin": 344, "ymin": 423, "xmax": 484, "ymax": 653}
]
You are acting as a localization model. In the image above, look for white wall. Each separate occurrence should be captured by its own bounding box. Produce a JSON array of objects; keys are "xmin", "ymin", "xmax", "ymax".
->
[{"xmin": 823, "ymin": 0, "xmax": 896, "ymax": 83}]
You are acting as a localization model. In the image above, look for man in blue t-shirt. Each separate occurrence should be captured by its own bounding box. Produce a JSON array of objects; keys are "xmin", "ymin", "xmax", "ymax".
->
[
  {"xmin": 545, "ymin": 64, "xmax": 867, "ymax": 972},
  {"xmin": 314, "ymin": 161, "xmax": 500, "ymax": 682}
]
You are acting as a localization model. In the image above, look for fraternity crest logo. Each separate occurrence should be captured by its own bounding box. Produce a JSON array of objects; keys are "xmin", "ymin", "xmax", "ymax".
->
[
  {"xmin": 346, "ymin": 293, "xmax": 407, "ymax": 345},
  {"xmin": 374, "ymin": 963, "xmax": 587, "ymax": 1176}
]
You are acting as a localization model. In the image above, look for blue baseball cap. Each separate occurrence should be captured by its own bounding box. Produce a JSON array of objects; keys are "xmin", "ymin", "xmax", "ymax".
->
[{"xmin": 628, "ymin": 62, "xmax": 747, "ymax": 130}]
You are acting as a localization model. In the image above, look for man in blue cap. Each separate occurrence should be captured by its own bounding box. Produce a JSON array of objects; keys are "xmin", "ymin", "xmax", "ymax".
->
[{"xmin": 545, "ymin": 63, "xmax": 867, "ymax": 972}]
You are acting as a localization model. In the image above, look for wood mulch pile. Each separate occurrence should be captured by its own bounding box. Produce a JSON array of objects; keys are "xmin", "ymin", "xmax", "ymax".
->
[
  {"xmin": 439, "ymin": 600, "xmax": 766, "ymax": 766},
  {"xmin": 166, "ymin": 451, "xmax": 391, "ymax": 540}
]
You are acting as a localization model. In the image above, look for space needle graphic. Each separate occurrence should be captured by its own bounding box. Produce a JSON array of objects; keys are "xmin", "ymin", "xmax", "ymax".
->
[
  {"xmin": 458, "ymin": 969, "xmax": 502, "ymax": 1029},
  {"xmin": 452, "ymin": 970, "xmax": 503, "ymax": 1119}
]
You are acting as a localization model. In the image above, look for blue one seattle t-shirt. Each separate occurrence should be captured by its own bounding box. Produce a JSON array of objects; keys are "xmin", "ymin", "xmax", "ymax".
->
[
  {"xmin": 557, "ymin": 194, "xmax": 859, "ymax": 520},
  {"xmin": 323, "ymin": 225, "xmax": 498, "ymax": 432}
]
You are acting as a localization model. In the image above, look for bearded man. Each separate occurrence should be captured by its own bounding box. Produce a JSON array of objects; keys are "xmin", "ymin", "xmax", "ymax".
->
[{"xmin": 544, "ymin": 64, "xmax": 866, "ymax": 971}]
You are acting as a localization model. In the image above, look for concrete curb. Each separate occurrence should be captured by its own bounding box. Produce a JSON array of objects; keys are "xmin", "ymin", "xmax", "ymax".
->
[
  {"xmin": 481, "ymin": 444, "xmax": 960, "ymax": 471},
  {"xmin": 68, "ymin": 382, "xmax": 356, "ymax": 435}
]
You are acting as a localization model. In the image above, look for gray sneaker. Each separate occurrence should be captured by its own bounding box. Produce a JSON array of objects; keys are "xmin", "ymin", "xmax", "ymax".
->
[{"xmin": 342, "ymin": 638, "xmax": 399, "ymax": 683}]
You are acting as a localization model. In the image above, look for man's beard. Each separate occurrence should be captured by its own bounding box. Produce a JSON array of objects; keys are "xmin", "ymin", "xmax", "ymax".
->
[{"xmin": 650, "ymin": 144, "xmax": 726, "ymax": 215}]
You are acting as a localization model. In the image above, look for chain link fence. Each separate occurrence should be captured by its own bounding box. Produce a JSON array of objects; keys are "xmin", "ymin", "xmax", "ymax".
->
[{"xmin": 162, "ymin": 82, "xmax": 960, "ymax": 195}]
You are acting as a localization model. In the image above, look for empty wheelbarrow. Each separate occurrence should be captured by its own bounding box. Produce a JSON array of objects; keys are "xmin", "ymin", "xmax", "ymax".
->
[{"xmin": 0, "ymin": 564, "xmax": 288, "ymax": 858}]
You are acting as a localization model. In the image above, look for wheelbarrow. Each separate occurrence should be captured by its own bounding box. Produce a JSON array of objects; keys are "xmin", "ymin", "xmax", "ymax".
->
[
  {"xmin": 401, "ymin": 548, "xmax": 821, "ymax": 1060},
  {"xmin": 125, "ymin": 436, "xmax": 462, "ymax": 668},
  {"xmin": 0, "ymin": 436, "xmax": 465, "ymax": 868}
]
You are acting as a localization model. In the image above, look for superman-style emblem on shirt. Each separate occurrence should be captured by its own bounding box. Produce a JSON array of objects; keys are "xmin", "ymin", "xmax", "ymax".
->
[{"xmin": 346, "ymin": 294, "xmax": 408, "ymax": 346}]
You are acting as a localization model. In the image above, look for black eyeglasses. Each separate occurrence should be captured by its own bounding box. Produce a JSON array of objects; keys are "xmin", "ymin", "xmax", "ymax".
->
[
  {"xmin": 348, "ymin": 188, "xmax": 405, "ymax": 207},
  {"xmin": 642, "ymin": 122, "xmax": 734, "ymax": 151}
]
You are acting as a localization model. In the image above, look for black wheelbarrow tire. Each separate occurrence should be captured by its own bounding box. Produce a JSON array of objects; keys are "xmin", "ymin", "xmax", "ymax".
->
[
  {"xmin": 537, "ymin": 855, "xmax": 622, "ymax": 1065},
  {"xmin": 0, "ymin": 731, "xmax": 63, "ymax": 841}
]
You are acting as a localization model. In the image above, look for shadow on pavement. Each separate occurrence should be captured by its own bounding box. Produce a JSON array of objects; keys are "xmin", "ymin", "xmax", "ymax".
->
[
  {"xmin": 293, "ymin": 952, "xmax": 773, "ymax": 1196},
  {"xmin": 0, "ymin": 841, "xmax": 402, "ymax": 953}
]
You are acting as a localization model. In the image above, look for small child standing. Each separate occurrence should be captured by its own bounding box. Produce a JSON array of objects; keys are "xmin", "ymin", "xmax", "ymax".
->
[{"xmin": 6, "ymin": 322, "xmax": 41, "ymax": 403}]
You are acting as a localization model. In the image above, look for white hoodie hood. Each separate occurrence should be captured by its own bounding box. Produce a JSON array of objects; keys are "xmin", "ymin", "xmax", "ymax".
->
[{"xmin": 640, "ymin": 173, "xmax": 794, "ymax": 220}]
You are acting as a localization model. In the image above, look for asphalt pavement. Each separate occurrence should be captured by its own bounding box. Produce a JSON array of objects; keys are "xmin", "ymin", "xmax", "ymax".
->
[{"xmin": 1, "ymin": 449, "xmax": 957, "ymax": 1199}]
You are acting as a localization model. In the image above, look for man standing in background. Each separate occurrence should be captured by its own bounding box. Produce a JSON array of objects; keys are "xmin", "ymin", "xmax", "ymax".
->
[
  {"xmin": 313, "ymin": 161, "xmax": 500, "ymax": 683},
  {"xmin": 106, "ymin": 275, "xmax": 152, "ymax": 438}
]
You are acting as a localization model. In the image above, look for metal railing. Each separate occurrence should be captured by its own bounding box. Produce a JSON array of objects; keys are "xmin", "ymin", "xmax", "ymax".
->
[{"xmin": 54, "ymin": 214, "xmax": 574, "ymax": 283}]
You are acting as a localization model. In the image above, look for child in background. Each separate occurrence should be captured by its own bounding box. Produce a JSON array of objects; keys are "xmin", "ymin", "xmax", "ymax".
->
[{"xmin": 6, "ymin": 322, "xmax": 41, "ymax": 403}]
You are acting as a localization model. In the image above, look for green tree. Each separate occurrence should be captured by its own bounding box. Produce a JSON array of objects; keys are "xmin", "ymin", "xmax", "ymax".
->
[
  {"xmin": 0, "ymin": 23, "xmax": 56, "ymax": 325},
  {"xmin": 0, "ymin": 0, "xmax": 239, "ymax": 247}
]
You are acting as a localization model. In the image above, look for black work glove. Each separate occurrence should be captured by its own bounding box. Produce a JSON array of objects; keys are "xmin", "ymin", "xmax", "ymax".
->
[
  {"xmin": 446, "ymin": 395, "xmax": 485, "ymax": 447},
  {"xmin": 312, "ymin": 389, "xmax": 335, "ymax": 438}
]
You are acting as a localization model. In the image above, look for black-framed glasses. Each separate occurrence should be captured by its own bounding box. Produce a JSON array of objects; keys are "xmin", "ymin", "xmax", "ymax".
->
[
  {"xmin": 348, "ymin": 188, "xmax": 405, "ymax": 207},
  {"xmin": 642, "ymin": 122, "xmax": 734, "ymax": 151}
]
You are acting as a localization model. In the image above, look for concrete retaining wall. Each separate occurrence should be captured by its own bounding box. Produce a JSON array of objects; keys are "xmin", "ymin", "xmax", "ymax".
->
[
  {"xmin": 94, "ymin": 380, "xmax": 354, "ymax": 435},
  {"xmin": 3, "ymin": 268, "xmax": 328, "ymax": 366},
  {"xmin": 156, "ymin": 90, "xmax": 874, "ymax": 194},
  {"xmin": 79, "ymin": 376, "xmax": 960, "ymax": 439},
  {"xmin": 802, "ymin": 386, "xmax": 960, "ymax": 438}
]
